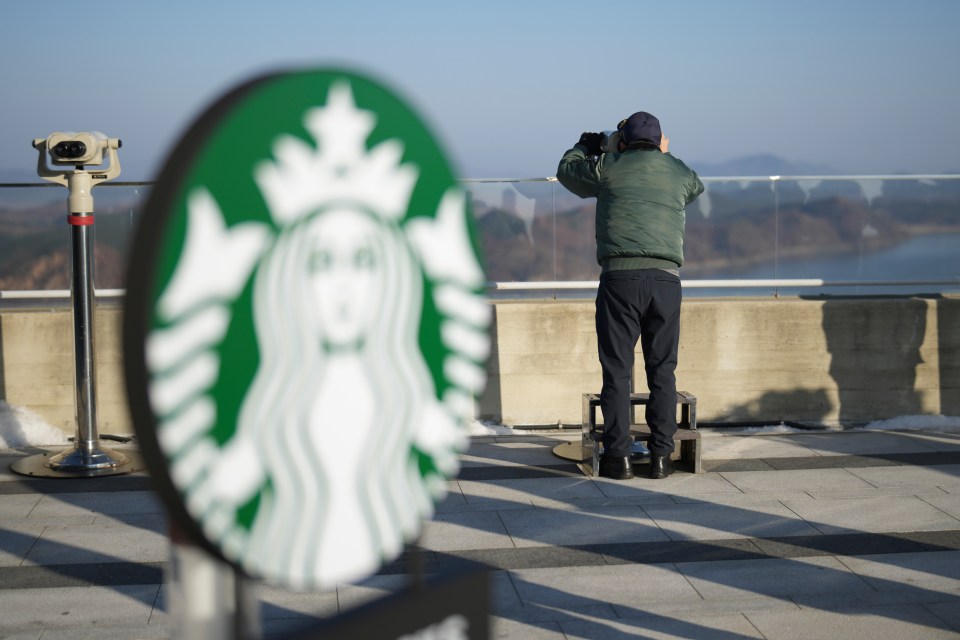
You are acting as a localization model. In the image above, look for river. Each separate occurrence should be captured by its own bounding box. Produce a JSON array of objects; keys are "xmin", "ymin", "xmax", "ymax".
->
[{"xmin": 684, "ymin": 232, "xmax": 960, "ymax": 297}]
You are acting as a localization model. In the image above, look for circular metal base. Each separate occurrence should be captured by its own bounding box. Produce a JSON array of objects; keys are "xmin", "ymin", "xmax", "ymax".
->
[
  {"xmin": 552, "ymin": 441, "xmax": 588, "ymax": 462},
  {"xmin": 10, "ymin": 446, "xmax": 145, "ymax": 478},
  {"xmin": 552, "ymin": 442, "xmax": 652, "ymax": 463}
]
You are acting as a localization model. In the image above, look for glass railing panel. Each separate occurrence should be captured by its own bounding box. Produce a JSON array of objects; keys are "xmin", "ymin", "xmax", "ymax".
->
[
  {"xmin": 683, "ymin": 179, "xmax": 779, "ymax": 296},
  {"xmin": 0, "ymin": 184, "xmax": 68, "ymax": 291},
  {"xmin": 872, "ymin": 177, "xmax": 960, "ymax": 287},
  {"xmin": 550, "ymin": 181, "xmax": 601, "ymax": 283},
  {"xmin": 90, "ymin": 184, "xmax": 149, "ymax": 289},
  {"xmin": 466, "ymin": 179, "xmax": 562, "ymax": 282},
  {"xmin": 775, "ymin": 178, "xmax": 890, "ymax": 282},
  {"xmin": 0, "ymin": 183, "xmax": 148, "ymax": 292},
  {"xmin": 690, "ymin": 178, "xmax": 883, "ymax": 295},
  {"xmin": 769, "ymin": 177, "xmax": 960, "ymax": 295}
]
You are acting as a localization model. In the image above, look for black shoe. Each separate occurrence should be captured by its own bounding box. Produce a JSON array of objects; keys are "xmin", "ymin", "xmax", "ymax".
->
[
  {"xmin": 599, "ymin": 455, "xmax": 634, "ymax": 480},
  {"xmin": 649, "ymin": 454, "xmax": 674, "ymax": 479}
]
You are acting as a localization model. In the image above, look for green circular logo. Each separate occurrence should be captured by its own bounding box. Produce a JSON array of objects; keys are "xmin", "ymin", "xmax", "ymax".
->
[{"xmin": 124, "ymin": 69, "xmax": 489, "ymax": 590}]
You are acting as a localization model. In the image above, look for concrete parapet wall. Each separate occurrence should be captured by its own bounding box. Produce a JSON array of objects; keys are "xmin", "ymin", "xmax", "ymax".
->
[
  {"xmin": 2, "ymin": 295, "xmax": 959, "ymax": 436},
  {"xmin": 0, "ymin": 305, "xmax": 130, "ymax": 435},
  {"xmin": 480, "ymin": 295, "xmax": 960, "ymax": 427}
]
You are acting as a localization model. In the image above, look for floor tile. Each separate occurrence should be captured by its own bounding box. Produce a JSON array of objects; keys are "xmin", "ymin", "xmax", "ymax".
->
[
  {"xmin": 498, "ymin": 505, "xmax": 668, "ymax": 547},
  {"xmin": 458, "ymin": 477, "xmax": 606, "ymax": 509},
  {"xmin": 847, "ymin": 464, "xmax": 960, "ymax": 490},
  {"xmin": 836, "ymin": 550, "xmax": 960, "ymax": 592},
  {"xmin": 804, "ymin": 485, "xmax": 949, "ymax": 500},
  {"xmin": 461, "ymin": 442, "xmax": 564, "ymax": 468},
  {"xmin": 0, "ymin": 524, "xmax": 46, "ymax": 567},
  {"xmin": 29, "ymin": 492, "xmax": 165, "ymax": 518},
  {"xmin": 676, "ymin": 555, "xmax": 873, "ymax": 599},
  {"xmin": 745, "ymin": 603, "xmax": 956, "ymax": 640},
  {"xmin": 560, "ymin": 612, "xmax": 764, "ymax": 640},
  {"xmin": 593, "ymin": 473, "xmax": 742, "ymax": 498},
  {"xmin": 0, "ymin": 494, "xmax": 42, "ymax": 519},
  {"xmin": 24, "ymin": 523, "xmax": 168, "ymax": 566},
  {"xmin": 642, "ymin": 500, "xmax": 823, "ymax": 540},
  {"xmin": 781, "ymin": 495, "xmax": 960, "ymax": 534},
  {"xmin": 490, "ymin": 617, "xmax": 565, "ymax": 640},
  {"xmin": 924, "ymin": 600, "xmax": 960, "ymax": 632},
  {"xmin": 417, "ymin": 511, "xmax": 515, "ymax": 551},
  {"xmin": 509, "ymin": 564, "xmax": 701, "ymax": 609},
  {"xmin": 922, "ymin": 493, "xmax": 960, "ymax": 520},
  {"xmin": 335, "ymin": 574, "xmax": 411, "ymax": 613},
  {"xmin": 701, "ymin": 433, "xmax": 820, "ymax": 459},
  {"xmin": 720, "ymin": 468, "xmax": 876, "ymax": 493},
  {"xmin": 0, "ymin": 585, "xmax": 159, "ymax": 626},
  {"xmin": 787, "ymin": 431, "xmax": 950, "ymax": 456},
  {"xmin": 256, "ymin": 582, "xmax": 339, "ymax": 619}
]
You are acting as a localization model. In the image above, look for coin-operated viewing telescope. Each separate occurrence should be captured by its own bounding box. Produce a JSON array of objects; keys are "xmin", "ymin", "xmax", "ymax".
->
[
  {"xmin": 43, "ymin": 131, "xmax": 119, "ymax": 166},
  {"xmin": 33, "ymin": 132, "xmax": 122, "ymax": 215},
  {"xmin": 12, "ymin": 132, "xmax": 141, "ymax": 478}
]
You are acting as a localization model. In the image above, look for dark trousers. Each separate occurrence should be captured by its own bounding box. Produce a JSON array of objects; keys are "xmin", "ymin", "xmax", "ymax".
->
[{"xmin": 595, "ymin": 269, "xmax": 681, "ymax": 457}]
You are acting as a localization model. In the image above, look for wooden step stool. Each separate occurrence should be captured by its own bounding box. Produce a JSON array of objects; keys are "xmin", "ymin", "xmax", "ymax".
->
[{"xmin": 581, "ymin": 391, "xmax": 701, "ymax": 476}]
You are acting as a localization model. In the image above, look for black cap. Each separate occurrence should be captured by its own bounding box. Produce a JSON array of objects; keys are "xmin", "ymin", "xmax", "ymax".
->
[{"xmin": 618, "ymin": 111, "xmax": 661, "ymax": 147}]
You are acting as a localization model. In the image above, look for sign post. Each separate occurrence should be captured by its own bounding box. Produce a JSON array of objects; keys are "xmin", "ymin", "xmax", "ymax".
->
[{"xmin": 166, "ymin": 522, "xmax": 260, "ymax": 640}]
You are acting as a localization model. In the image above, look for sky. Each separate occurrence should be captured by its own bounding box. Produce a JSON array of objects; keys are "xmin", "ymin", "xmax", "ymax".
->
[{"xmin": 1, "ymin": 0, "xmax": 958, "ymax": 181}]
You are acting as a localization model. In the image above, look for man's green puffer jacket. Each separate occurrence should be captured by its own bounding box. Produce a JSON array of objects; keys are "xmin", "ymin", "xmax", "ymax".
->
[{"xmin": 557, "ymin": 145, "xmax": 704, "ymax": 271}]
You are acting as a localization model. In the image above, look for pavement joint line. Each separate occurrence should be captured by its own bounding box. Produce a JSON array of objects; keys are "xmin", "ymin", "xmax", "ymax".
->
[{"xmin": 3, "ymin": 530, "xmax": 958, "ymax": 590}]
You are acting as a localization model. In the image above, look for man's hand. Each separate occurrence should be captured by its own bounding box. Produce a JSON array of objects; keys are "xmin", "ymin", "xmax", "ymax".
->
[
  {"xmin": 578, "ymin": 132, "xmax": 603, "ymax": 156},
  {"xmin": 660, "ymin": 134, "xmax": 670, "ymax": 153}
]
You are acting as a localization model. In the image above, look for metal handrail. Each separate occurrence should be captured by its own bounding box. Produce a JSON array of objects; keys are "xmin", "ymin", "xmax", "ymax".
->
[
  {"xmin": 0, "ymin": 181, "xmax": 155, "ymax": 188},
  {"xmin": 490, "ymin": 279, "xmax": 960, "ymax": 291},
  {"xmin": 3, "ymin": 174, "xmax": 960, "ymax": 188},
  {"xmin": 0, "ymin": 289, "xmax": 125, "ymax": 299},
  {"xmin": 3, "ymin": 276, "xmax": 959, "ymax": 301}
]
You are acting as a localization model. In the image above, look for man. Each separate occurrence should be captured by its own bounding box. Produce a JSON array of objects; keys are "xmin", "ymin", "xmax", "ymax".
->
[{"xmin": 557, "ymin": 111, "xmax": 703, "ymax": 480}]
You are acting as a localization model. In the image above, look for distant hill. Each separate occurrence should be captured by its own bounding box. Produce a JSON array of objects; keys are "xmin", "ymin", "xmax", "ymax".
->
[
  {"xmin": 0, "ymin": 167, "xmax": 43, "ymax": 183},
  {"xmin": 687, "ymin": 154, "xmax": 838, "ymax": 177},
  {"xmin": 462, "ymin": 154, "xmax": 847, "ymax": 180},
  {"xmin": 0, "ymin": 167, "xmax": 61, "ymax": 208}
]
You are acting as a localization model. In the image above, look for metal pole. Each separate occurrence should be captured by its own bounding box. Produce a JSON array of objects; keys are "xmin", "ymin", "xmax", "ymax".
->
[
  {"xmin": 71, "ymin": 209, "xmax": 99, "ymax": 458},
  {"xmin": 40, "ymin": 176, "xmax": 131, "ymax": 473},
  {"xmin": 167, "ymin": 523, "xmax": 261, "ymax": 640}
]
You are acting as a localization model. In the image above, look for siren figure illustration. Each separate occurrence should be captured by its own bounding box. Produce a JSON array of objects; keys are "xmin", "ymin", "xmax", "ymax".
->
[{"xmin": 145, "ymin": 82, "xmax": 490, "ymax": 589}]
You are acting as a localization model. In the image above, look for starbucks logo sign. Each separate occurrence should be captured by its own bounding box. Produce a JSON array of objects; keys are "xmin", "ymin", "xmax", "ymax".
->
[{"xmin": 125, "ymin": 70, "xmax": 489, "ymax": 590}]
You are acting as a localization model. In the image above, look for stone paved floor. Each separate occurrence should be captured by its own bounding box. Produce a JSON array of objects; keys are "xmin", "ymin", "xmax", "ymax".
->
[{"xmin": 1, "ymin": 427, "xmax": 960, "ymax": 639}]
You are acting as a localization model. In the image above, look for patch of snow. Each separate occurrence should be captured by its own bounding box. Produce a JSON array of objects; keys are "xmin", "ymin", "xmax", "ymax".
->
[
  {"xmin": 716, "ymin": 415, "xmax": 960, "ymax": 435},
  {"xmin": 468, "ymin": 420, "xmax": 519, "ymax": 436},
  {"xmin": 860, "ymin": 415, "xmax": 960, "ymax": 432},
  {"xmin": 715, "ymin": 424, "xmax": 810, "ymax": 434},
  {"xmin": 0, "ymin": 401, "xmax": 70, "ymax": 449},
  {"xmin": 4, "ymin": 399, "xmax": 959, "ymax": 449}
]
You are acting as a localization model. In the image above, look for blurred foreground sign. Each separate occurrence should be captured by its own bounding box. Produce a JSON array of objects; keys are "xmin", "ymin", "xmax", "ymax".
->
[{"xmin": 124, "ymin": 68, "xmax": 490, "ymax": 590}]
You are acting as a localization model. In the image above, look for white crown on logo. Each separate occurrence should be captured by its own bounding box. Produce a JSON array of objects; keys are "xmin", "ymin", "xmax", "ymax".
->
[{"xmin": 255, "ymin": 81, "xmax": 419, "ymax": 226}]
